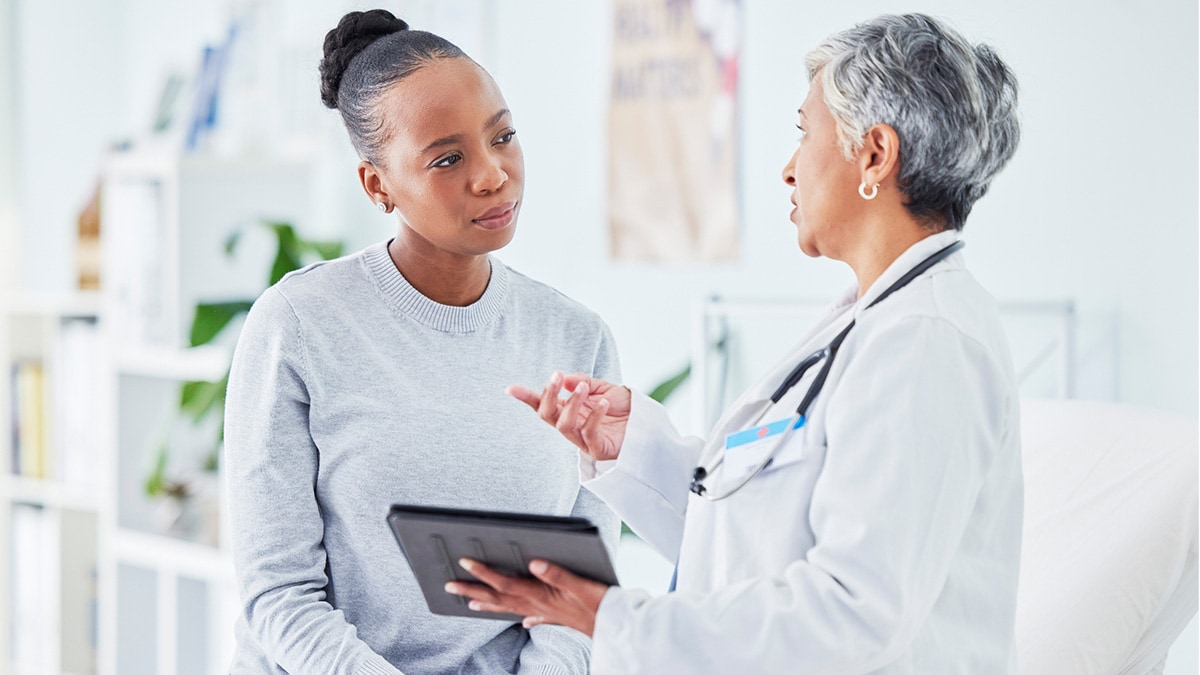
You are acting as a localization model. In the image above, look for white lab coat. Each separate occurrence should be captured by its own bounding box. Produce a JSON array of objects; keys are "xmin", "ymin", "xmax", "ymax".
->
[{"xmin": 582, "ymin": 230, "xmax": 1023, "ymax": 674}]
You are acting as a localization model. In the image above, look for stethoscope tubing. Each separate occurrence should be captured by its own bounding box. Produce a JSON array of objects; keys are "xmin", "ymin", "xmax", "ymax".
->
[{"xmin": 689, "ymin": 240, "xmax": 965, "ymax": 501}]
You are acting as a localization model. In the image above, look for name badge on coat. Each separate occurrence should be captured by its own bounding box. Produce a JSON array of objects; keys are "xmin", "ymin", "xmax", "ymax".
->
[{"xmin": 720, "ymin": 416, "xmax": 806, "ymax": 490}]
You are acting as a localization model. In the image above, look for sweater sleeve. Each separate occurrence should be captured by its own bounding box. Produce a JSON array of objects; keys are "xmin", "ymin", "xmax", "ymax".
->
[
  {"xmin": 224, "ymin": 287, "xmax": 403, "ymax": 675},
  {"xmin": 515, "ymin": 319, "xmax": 624, "ymax": 675}
]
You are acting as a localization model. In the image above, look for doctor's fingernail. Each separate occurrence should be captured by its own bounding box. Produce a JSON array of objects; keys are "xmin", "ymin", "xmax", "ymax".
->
[
  {"xmin": 468, "ymin": 601, "xmax": 481, "ymax": 611},
  {"xmin": 530, "ymin": 560, "xmax": 549, "ymax": 574},
  {"xmin": 444, "ymin": 582, "xmax": 457, "ymax": 593},
  {"xmin": 458, "ymin": 558, "xmax": 474, "ymax": 571},
  {"xmin": 574, "ymin": 382, "xmax": 588, "ymax": 395}
]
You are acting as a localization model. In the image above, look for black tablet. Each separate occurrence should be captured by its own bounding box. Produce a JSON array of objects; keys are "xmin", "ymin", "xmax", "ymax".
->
[{"xmin": 387, "ymin": 504, "xmax": 620, "ymax": 621}]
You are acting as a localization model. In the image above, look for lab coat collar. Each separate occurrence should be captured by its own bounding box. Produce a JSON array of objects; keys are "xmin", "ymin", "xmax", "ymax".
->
[{"xmin": 851, "ymin": 230, "xmax": 962, "ymax": 319}]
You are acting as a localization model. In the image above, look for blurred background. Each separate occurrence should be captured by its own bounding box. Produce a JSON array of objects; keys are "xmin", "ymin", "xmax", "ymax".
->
[{"xmin": 0, "ymin": 0, "xmax": 1195, "ymax": 673}]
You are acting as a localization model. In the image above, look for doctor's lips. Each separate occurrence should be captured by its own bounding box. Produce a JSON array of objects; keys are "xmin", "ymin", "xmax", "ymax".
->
[{"xmin": 472, "ymin": 201, "xmax": 517, "ymax": 230}]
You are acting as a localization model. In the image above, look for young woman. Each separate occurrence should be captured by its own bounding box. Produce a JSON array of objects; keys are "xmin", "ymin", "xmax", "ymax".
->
[{"xmin": 223, "ymin": 10, "xmax": 619, "ymax": 674}]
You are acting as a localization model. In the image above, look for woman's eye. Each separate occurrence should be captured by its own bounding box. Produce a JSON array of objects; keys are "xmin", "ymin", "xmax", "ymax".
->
[
  {"xmin": 432, "ymin": 154, "xmax": 462, "ymax": 168},
  {"xmin": 796, "ymin": 125, "xmax": 807, "ymax": 142},
  {"xmin": 496, "ymin": 129, "xmax": 516, "ymax": 144}
]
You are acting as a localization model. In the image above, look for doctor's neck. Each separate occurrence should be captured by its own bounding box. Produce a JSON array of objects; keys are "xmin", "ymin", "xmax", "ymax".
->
[{"xmin": 845, "ymin": 213, "xmax": 945, "ymax": 300}]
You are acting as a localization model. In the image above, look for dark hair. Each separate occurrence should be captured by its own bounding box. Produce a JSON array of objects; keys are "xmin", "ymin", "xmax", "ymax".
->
[{"xmin": 319, "ymin": 9, "xmax": 467, "ymax": 163}]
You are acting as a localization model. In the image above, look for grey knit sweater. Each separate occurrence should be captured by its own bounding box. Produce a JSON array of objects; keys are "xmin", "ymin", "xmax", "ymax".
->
[{"xmin": 224, "ymin": 241, "xmax": 621, "ymax": 675}]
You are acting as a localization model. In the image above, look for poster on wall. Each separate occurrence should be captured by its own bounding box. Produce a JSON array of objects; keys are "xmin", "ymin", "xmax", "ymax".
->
[{"xmin": 608, "ymin": 0, "xmax": 741, "ymax": 263}]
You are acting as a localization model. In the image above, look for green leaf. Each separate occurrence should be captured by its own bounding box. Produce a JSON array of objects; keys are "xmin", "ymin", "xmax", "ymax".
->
[
  {"xmin": 190, "ymin": 301, "xmax": 253, "ymax": 347},
  {"xmin": 647, "ymin": 363, "xmax": 691, "ymax": 404},
  {"xmin": 307, "ymin": 241, "xmax": 344, "ymax": 261},
  {"xmin": 267, "ymin": 222, "xmax": 303, "ymax": 286},
  {"xmin": 223, "ymin": 228, "xmax": 243, "ymax": 257},
  {"xmin": 180, "ymin": 379, "xmax": 223, "ymax": 422},
  {"xmin": 145, "ymin": 444, "xmax": 168, "ymax": 496}
]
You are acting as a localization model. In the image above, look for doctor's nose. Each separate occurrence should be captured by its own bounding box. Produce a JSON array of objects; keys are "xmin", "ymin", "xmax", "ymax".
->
[{"xmin": 782, "ymin": 148, "xmax": 799, "ymax": 186}]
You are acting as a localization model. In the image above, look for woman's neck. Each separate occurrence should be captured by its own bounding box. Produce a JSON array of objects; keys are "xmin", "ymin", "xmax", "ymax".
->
[{"xmin": 386, "ymin": 237, "xmax": 491, "ymax": 307}]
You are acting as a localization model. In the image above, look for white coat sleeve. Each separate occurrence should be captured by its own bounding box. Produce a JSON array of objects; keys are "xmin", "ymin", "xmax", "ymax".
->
[
  {"xmin": 578, "ymin": 393, "xmax": 705, "ymax": 562},
  {"xmin": 588, "ymin": 316, "xmax": 1013, "ymax": 674},
  {"xmin": 225, "ymin": 288, "xmax": 403, "ymax": 675}
]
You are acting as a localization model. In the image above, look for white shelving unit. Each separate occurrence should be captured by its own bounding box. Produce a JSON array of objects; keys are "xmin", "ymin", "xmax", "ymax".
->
[
  {"xmin": 97, "ymin": 149, "xmax": 315, "ymax": 675},
  {"xmin": 1, "ymin": 147, "xmax": 317, "ymax": 675},
  {"xmin": 0, "ymin": 293, "xmax": 104, "ymax": 675}
]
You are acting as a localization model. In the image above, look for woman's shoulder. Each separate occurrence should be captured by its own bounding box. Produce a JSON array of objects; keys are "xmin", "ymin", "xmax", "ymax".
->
[
  {"xmin": 499, "ymin": 261, "xmax": 609, "ymax": 329},
  {"xmin": 267, "ymin": 244, "xmax": 376, "ymax": 305}
]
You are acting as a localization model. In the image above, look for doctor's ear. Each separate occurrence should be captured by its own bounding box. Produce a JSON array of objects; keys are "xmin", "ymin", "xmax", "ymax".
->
[
  {"xmin": 856, "ymin": 123, "xmax": 901, "ymax": 190},
  {"xmin": 358, "ymin": 160, "xmax": 392, "ymax": 213}
]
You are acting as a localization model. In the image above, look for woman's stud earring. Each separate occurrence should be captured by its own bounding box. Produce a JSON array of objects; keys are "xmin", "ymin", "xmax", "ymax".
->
[{"xmin": 377, "ymin": 202, "xmax": 387, "ymax": 212}]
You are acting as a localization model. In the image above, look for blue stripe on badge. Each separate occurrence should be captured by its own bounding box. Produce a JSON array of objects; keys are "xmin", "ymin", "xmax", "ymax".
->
[{"xmin": 724, "ymin": 416, "xmax": 805, "ymax": 450}]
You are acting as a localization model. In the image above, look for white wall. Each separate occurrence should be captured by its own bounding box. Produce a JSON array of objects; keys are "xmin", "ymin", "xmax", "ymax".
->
[{"xmin": 490, "ymin": 0, "xmax": 1198, "ymax": 421}]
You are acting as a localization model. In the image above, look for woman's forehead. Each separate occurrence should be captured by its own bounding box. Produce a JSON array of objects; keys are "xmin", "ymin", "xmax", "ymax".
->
[{"xmin": 380, "ymin": 58, "xmax": 508, "ymax": 147}]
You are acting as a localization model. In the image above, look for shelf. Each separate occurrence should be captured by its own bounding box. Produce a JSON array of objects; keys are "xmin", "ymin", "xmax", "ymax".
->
[
  {"xmin": 114, "ymin": 344, "xmax": 230, "ymax": 381},
  {"xmin": 113, "ymin": 528, "xmax": 234, "ymax": 583},
  {"xmin": 2, "ymin": 475, "xmax": 99, "ymax": 511},
  {"xmin": 3, "ymin": 291, "xmax": 101, "ymax": 318}
]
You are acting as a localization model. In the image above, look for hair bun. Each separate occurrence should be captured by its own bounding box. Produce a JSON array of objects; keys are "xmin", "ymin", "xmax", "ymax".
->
[{"xmin": 320, "ymin": 9, "xmax": 410, "ymax": 109}]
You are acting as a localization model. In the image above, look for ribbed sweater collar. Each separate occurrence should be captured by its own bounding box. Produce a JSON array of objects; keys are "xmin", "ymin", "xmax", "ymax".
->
[{"xmin": 363, "ymin": 241, "xmax": 510, "ymax": 333}]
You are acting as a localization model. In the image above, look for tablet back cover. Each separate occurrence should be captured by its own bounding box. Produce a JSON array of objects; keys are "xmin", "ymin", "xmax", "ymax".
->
[{"xmin": 387, "ymin": 504, "xmax": 619, "ymax": 621}]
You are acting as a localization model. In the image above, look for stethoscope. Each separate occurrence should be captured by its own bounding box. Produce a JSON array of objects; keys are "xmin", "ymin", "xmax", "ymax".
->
[{"xmin": 688, "ymin": 240, "xmax": 965, "ymax": 501}]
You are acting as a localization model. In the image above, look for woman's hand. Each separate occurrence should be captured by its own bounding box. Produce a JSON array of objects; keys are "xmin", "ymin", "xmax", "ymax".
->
[
  {"xmin": 445, "ymin": 558, "xmax": 609, "ymax": 635},
  {"xmin": 507, "ymin": 372, "xmax": 630, "ymax": 461}
]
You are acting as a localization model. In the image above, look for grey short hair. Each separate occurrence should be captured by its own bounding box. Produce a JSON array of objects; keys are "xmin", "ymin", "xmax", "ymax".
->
[{"xmin": 805, "ymin": 14, "xmax": 1020, "ymax": 230}]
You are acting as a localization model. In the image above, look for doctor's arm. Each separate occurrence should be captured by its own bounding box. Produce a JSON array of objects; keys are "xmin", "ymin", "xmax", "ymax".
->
[
  {"xmin": 594, "ymin": 317, "xmax": 1013, "ymax": 673},
  {"xmin": 225, "ymin": 288, "xmax": 403, "ymax": 675},
  {"xmin": 482, "ymin": 317, "xmax": 1013, "ymax": 673},
  {"xmin": 507, "ymin": 376, "xmax": 704, "ymax": 562}
]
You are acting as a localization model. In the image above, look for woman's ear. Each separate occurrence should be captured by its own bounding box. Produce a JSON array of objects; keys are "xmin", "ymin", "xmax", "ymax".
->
[
  {"xmin": 857, "ymin": 123, "xmax": 901, "ymax": 189},
  {"xmin": 358, "ymin": 160, "xmax": 391, "ymax": 209}
]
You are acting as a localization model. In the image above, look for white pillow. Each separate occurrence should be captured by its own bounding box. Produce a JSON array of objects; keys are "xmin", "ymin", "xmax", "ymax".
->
[{"xmin": 1015, "ymin": 399, "xmax": 1198, "ymax": 674}]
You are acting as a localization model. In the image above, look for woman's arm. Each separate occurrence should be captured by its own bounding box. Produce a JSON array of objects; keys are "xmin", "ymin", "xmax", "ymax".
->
[{"xmin": 225, "ymin": 287, "xmax": 402, "ymax": 675}]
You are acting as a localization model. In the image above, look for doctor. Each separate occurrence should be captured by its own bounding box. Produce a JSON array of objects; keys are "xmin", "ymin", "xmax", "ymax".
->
[{"xmin": 448, "ymin": 13, "xmax": 1024, "ymax": 673}]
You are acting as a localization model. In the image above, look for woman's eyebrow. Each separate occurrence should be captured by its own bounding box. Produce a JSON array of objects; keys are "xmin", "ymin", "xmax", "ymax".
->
[{"xmin": 419, "ymin": 109, "xmax": 512, "ymax": 155}]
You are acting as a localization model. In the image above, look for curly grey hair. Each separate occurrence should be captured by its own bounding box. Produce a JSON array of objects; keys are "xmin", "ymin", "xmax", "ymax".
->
[{"xmin": 805, "ymin": 14, "xmax": 1020, "ymax": 230}]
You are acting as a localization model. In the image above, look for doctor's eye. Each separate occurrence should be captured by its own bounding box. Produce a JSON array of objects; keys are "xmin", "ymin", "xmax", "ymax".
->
[
  {"xmin": 795, "ymin": 124, "xmax": 807, "ymax": 142},
  {"xmin": 495, "ymin": 128, "xmax": 517, "ymax": 145}
]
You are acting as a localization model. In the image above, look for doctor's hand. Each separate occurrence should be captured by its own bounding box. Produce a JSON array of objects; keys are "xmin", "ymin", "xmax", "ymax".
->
[
  {"xmin": 445, "ymin": 558, "xmax": 608, "ymax": 636},
  {"xmin": 507, "ymin": 372, "xmax": 630, "ymax": 461}
]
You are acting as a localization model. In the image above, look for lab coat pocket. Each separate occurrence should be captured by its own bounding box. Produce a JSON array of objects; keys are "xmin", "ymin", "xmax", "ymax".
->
[
  {"xmin": 719, "ymin": 422, "xmax": 812, "ymax": 492},
  {"xmin": 757, "ymin": 428, "xmax": 817, "ymax": 476}
]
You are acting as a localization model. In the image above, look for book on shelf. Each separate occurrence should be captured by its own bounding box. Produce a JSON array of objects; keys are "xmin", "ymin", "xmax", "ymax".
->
[
  {"xmin": 103, "ymin": 175, "xmax": 174, "ymax": 348},
  {"xmin": 11, "ymin": 360, "xmax": 46, "ymax": 479},
  {"xmin": 11, "ymin": 503, "xmax": 57, "ymax": 672},
  {"xmin": 53, "ymin": 318, "xmax": 102, "ymax": 489}
]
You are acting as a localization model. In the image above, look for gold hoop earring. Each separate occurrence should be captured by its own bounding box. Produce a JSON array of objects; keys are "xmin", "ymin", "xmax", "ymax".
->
[{"xmin": 858, "ymin": 182, "xmax": 879, "ymax": 200}]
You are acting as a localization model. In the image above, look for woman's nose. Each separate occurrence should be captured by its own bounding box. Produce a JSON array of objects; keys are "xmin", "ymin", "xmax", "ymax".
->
[{"xmin": 472, "ymin": 154, "xmax": 508, "ymax": 194}]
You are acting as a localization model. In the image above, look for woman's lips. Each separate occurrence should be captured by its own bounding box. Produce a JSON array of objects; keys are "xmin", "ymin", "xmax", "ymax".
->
[{"xmin": 473, "ymin": 202, "xmax": 517, "ymax": 230}]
